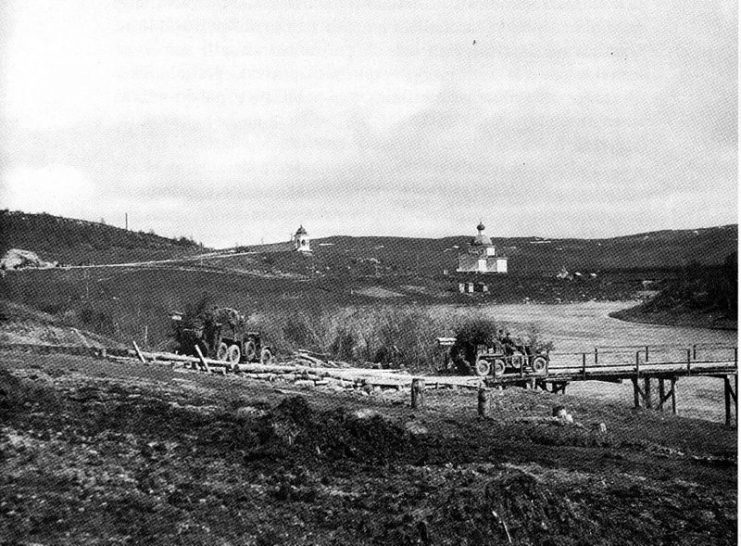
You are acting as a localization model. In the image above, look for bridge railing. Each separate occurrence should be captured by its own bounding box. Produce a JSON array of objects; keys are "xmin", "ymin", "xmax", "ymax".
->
[
  {"xmin": 545, "ymin": 345, "xmax": 737, "ymax": 378},
  {"xmin": 549, "ymin": 344, "xmax": 737, "ymax": 368}
]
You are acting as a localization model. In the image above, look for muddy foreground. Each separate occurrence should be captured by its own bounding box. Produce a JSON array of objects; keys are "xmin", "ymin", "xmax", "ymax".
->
[{"xmin": 0, "ymin": 351, "xmax": 737, "ymax": 545}]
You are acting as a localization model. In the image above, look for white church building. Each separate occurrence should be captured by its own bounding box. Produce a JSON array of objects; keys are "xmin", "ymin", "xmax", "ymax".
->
[
  {"xmin": 293, "ymin": 225, "xmax": 311, "ymax": 253},
  {"xmin": 456, "ymin": 222, "xmax": 508, "ymax": 274}
]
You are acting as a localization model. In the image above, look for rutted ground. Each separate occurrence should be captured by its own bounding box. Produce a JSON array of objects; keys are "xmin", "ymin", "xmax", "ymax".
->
[{"xmin": 0, "ymin": 352, "xmax": 736, "ymax": 545}]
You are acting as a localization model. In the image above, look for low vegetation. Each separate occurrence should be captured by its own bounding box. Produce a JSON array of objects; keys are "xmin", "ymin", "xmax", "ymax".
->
[{"xmin": 612, "ymin": 255, "xmax": 737, "ymax": 329}]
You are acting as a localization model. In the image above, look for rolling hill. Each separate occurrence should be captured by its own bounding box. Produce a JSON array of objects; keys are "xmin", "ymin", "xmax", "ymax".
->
[
  {"xmin": 2, "ymin": 209, "xmax": 736, "ymax": 277},
  {"xmin": 0, "ymin": 210, "xmax": 204, "ymax": 266},
  {"xmin": 306, "ymin": 225, "xmax": 738, "ymax": 277}
]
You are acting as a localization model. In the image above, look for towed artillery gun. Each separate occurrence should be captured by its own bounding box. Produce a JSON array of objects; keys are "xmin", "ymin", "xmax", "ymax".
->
[
  {"xmin": 171, "ymin": 307, "xmax": 274, "ymax": 369},
  {"xmin": 437, "ymin": 336, "xmax": 549, "ymax": 378}
]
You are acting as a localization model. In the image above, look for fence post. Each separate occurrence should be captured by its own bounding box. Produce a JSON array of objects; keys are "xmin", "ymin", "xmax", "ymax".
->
[
  {"xmin": 645, "ymin": 345, "xmax": 649, "ymax": 362},
  {"xmin": 635, "ymin": 351, "xmax": 641, "ymax": 376},
  {"xmin": 478, "ymin": 387, "xmax": 490, "ymax": 418},
  {"xmin": 692, "ymin": 344, "xmax": 697, "ymax": 360},
  {"xmin": 411, "ymin": 378, "xmax": 425, "ymax": 409},
  {"xmin": 582, "ymin": 353, "xmax": 587, "ymax": 378},
  {"xmin": 594, "ymin": 347, "xmax": 599, "ymax": 365},
  {"xmin": 686, "ymin": 349, "xmax": 692, "ymax": 375}
]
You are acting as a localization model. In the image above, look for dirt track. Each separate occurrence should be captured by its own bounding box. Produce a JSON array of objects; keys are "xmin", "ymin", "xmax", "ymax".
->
[{"xmin": 0, "ymin": 350, "xmax": 736, "ymax": 545}]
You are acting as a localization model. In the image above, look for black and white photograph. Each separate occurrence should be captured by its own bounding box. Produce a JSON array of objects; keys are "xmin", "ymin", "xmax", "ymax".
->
[{"xmin": 0, "ymin": 1, "xmax": 737, "ymax": 544}]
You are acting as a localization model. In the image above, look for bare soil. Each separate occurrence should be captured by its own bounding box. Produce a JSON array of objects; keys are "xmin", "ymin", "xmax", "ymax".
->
[{"xmin": 0, "ymin": 350, "xmax": 736, "ymax": 545}]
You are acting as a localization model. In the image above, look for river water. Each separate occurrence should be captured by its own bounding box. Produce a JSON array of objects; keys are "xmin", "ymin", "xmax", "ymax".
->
[{"xmin": 473, "ymin": 301, "xmax": 738, "ymax": 423}]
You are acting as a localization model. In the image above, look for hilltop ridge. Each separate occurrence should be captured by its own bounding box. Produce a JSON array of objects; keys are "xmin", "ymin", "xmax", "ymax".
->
[{"xmin": 1, "ymin": 210, "xmax": 736, "ymax": 278}]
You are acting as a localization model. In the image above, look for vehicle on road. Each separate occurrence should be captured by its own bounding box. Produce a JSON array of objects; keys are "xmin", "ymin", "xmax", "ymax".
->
[
  {"xmin": 171, "ymin": 307, "xmax": 274, "ymax": 369},
  {"xmin": 438, "ymin": 336, "xmax": 549, "ymax": 378}
]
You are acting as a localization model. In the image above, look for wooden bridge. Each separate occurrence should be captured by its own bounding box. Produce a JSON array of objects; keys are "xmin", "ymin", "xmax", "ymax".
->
[{"xmin": 486, "ymin": 343, "xmax": 738, "ymax": 426}]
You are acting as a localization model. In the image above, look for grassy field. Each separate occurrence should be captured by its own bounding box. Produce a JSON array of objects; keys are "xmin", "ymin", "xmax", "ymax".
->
[{"xmin": 0, "ymin": 351, "xmax": 736, "ymax": 545}]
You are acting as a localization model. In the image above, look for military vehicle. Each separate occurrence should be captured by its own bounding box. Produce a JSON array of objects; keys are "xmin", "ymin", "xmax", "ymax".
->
[
  {"xmin": 439, "ymin": 336, "xmax": 548, "ymax": 378},
  {"xmin": 171, "ymin": 307, "xmax": 274, "ymax": 369}
]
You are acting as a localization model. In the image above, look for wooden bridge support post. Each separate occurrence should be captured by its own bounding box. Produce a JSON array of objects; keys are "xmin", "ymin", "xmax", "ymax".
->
[
  {"xmin": 411, "ymin": 378, "xmax": 425, "ymax": 409},
  {"xmin": 723, "ymin": 375, "xmax": 737, "ymax": 428},
  {"xmin": 632, "ymin": 378, "xmax": 640, "ymax": 409},
  {"xmin": 643, "ymin": 378, "xmax": 653, "ymax": 409},
  {"xmin": 658, "ymin": 379, "xmax": 665, "ymax": 411},
  {"xmin": 670, "ymin": 378, "xmax": 677, "ymax": 415}
]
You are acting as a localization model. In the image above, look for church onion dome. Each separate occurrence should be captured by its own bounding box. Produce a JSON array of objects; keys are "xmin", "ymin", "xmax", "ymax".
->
[
  {"xmin": 295, "ymin": 225, "xmax": 307, "ymax": 235},
  {"xmin": 471, "ymin": 222, "xmax": 492, "ymax": 246}
]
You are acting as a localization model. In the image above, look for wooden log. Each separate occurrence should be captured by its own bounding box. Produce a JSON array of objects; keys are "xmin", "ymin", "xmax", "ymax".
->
[
  {"xmin": 411, "ymin": 378, "xmax": 425, "ymax": 409},
  {"xmin": 478, "ymin": 387, "xmax": 490, "ymax": 418},
  {"xmin": 132, "ymin": 341, "xmax": 147, "ymax": 363},
  {"xmin": 194, "ymin": 345, "xmax": 210, "ymax": 373}
]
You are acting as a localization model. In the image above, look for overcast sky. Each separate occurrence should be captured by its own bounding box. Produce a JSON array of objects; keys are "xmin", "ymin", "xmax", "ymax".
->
[{"xmin": 1, "ymin": 1, "xmax": 737, "ymax": 247}]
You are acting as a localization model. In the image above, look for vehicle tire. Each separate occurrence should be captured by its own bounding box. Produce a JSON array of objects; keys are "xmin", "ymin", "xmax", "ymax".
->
[
  {"xmin": 531, "ymin": 356, "xmax": 547, "ymax": 375},
  {"xmin": 227, "ymin": 344, "xmax": 241, "ymax": 365},
  {"xmin": 475, "ymin": 358, "xmax": 492, "ymax": 376},
  {"xmin": 216, "ymin": 342, "xmax": 229, "ymax": 361},
  {"xmin": 260, "ymin": 347, "xmax": 274, "ymax": 365},
  {"xmin": 493, "ymin": 358, "xmax": 506, "ymax": 378},
  {"xmin": 243, "ymin": 340, "xmax": 257, "ymax": 361}
]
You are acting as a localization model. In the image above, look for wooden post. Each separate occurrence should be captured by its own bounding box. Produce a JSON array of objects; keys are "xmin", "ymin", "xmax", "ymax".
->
[
  {"xmin": 686, "ymin": 349, "xmax": 692, "ymax": 375},
  {"xmin": 477, "ymin": 387, "xmax": 490, "ymax": 418},
  {"xmin": 724, "ymin": 375, "xmax": 732, "ymax": 427},
  {"xmin": 632, "ymin": 378, "xmax": 640, "ymax": 409},
  {"xmin": 594, "ymin": 347, "xmax": 599, "ymax": 365},
  {"xmin": 692, "ymin": 344, "xmax": 697, "ymax": 360},
  {"xmin": 195, "ymin": 344, "xmax": 210, "ymax": 373},
  {"xmin": 670, "ymin": 378, "xmax": 677, "ymax": 415},
  {"xmin": 132, "ymin": 341, "xmax": 146, "ymax": 363},
  {"xmin": 582, "ymin": 353, "xmax": 587, "ymax": 378},
  {"xmin": 645, "ymin": 345, "xmax": 649, "ymax": 362},
  {"xmin": 644, "ymin": 377, "xmax": 652, "ymax": 409},
  {"xmin": 411, "ymin": 378, "xmax": 425, "ymax": 409},
  {"xmin": 635, "ymin": 351, "xmax": 641, "ymax": 376},
  {"xmin": 733, "ymin": 348, "xmax": 738, "ymax": 427},
  {"xmin": 658, "ymin": 379, "xmax": 665, "ymax": 411}
]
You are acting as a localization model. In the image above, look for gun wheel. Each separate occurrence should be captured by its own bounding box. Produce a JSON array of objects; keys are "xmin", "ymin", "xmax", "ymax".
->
[
  {"xmin": 226, "ymin": 344, "xmax": 241, "ymax": 365},
  {"xmin": 216, "ymin": 342, "xmax": 229, "ymax": 361},
  {"xmin": 531, "ymin": 356, "xmax": 548, "ymax": 375},
  {"xmin": 243, "ymin": 340, "xmax": 257, "ymax": 361},
  {"xmin": 493, "ymin": 359, "xmax": 506, "ymax": 378},
  {"xmin": 260, "ymin": 347, "xmax": 274, "ymax": 365},
  {"xmin": 474, "ymin": 359, "xmax": 492, "ymax": 377}
]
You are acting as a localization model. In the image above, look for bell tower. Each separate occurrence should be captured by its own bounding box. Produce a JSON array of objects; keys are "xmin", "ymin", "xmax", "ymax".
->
[{"xmin": 293, "ymin": 225, "xmax": 311, "ymax": 252}]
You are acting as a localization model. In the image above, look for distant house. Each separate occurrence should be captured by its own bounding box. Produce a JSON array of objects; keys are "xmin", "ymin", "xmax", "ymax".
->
[{"xmin": 456, "ymin": 222, "xmax": 508, "ymax": 274}]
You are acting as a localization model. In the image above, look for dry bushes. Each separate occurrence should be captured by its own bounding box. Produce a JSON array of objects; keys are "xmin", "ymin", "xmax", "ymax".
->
[{"xmin": 243, "ymin": 304, "xmax": 553, "ymax": 373}]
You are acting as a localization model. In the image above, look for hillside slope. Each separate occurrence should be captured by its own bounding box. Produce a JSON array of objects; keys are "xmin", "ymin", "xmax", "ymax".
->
[
  {"xmin": 0, "ymin": 210, "xmax": 205, "ymax": 265},
  {"xmin": 308, "ymin": 225, "xmax": 737, "ymax": 276}
]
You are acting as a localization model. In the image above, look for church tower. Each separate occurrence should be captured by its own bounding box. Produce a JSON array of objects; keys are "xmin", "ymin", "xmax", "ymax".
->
[
  {"xmin": 293, "ymin": 225, "xmax": 311, "ymax": 253},
  {"xmin": 456, "ymin": 221, "xmax": 507, "ymax": 273}
]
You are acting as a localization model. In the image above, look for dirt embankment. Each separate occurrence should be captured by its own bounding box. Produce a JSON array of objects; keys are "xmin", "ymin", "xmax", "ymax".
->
[{"xmin": 0, "ymin": 351, "xmax": 736, "ymax": 545}]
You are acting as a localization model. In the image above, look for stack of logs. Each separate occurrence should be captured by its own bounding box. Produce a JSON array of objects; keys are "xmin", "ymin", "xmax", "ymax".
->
[{"xmin": 120, "ymin": 343, "xmax": 484, "ymax": 393}]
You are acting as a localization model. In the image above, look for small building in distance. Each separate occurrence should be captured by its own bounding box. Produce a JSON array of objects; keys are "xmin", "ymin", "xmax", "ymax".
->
[
  {"xmin": 293, "ymin": 225, "xmax": 311, "ymax": 253},
  {"xmin": 456, "ymin": 222, "xmax": 508, "ymax": 274}
]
